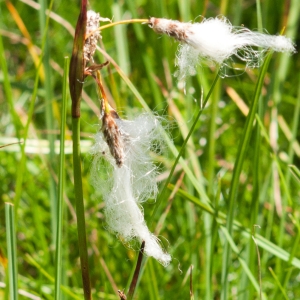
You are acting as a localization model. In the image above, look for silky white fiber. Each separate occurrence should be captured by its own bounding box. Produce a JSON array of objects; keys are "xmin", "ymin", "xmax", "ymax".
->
[
  {"xmin": 149, "ymin": 16, "xmax": 296, "ymax": 82},
  {"xmin": 90, "ymin": 113, "xmax": 171, "ymax": 266}
]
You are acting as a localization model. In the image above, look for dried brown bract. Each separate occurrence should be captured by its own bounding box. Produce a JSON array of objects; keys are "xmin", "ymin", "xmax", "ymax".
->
[
  {"xmin": 118, "ymin": 290, "xmax": 127, "ymax": 300},
  {"xmin": 101, "ymin": 107, "xmax": 124, "ymax": 167},
  {"xmin": 85, "ymin": 61, "xmax": 109, "ymax": 74}
]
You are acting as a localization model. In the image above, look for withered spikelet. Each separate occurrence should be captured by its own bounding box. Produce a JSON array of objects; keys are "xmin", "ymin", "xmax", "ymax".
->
[
  {"xmin": 84, "ymin": 10, "xmax": 101, "ymax": 63},
  {"xmin": 148, "ymin": 16, "xmax": 296, "ymax": 83},
  {"xmin": 101, "ymin": 109, "xmax": 124, "ymax": 167},
  {"xmin": 148, "ymin": 17, "xmax": 190, "ymax": 42}
]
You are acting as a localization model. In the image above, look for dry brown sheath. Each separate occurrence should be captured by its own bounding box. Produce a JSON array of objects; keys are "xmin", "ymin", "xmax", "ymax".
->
[{"xmin": 85, "ymin": 61, "xmax": 109, "ymax": 74}]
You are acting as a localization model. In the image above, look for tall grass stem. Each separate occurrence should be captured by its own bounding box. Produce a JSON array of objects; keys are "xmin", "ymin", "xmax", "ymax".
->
[
  {"xmin": 5, "ymin": 203, "xmax": 18, "ymax": 300},
  {"xmin": 151, "ymin": 72, "xmax": 220, "ymax": 222},
  {"xmin": 54, "ymin": 57, "xmax": 69, "ymax": 299},
  {"xmin": 38, "ymin": 0, "xmax": 57, "ymax": 247},
  {"xmin": 220, "ymin": 52, "xmax": 273, "ymax": 300}
]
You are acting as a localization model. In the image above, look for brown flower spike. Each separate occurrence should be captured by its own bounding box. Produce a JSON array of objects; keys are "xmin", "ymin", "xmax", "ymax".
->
[
  {"xmin": 97, "ymin": 76, "xmax": 124, "ymax": 168},
  {"xmin": 101, "ymin": 105, "xmax": 124, "ymax": 167},
  {"xmin": 70, "ymin": 5, "xmax": 121, "ymax": 167}
]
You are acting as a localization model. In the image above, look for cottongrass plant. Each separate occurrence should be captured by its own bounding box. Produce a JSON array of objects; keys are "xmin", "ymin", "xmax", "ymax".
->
[
  {"xmin": 2, "ymin": 0, "xmax": 300, "ymax": 299},
  {"xmin": 70, "ymin": 2, "xmax": 298, "ymax": 298},
  {"xmin": 83, "ymin": 3, "xmax": 297, "ymax": 277},
  {"xmin": 90, "ymin": 106, "xmax": 171, "ymax": 266},
  {"xmin": 148, "ymin": 16, "xmax": 296, "ymax": 82},
  {"xmin": 82, "ymin": 9, "xmax": 172, "ymax": 267}
]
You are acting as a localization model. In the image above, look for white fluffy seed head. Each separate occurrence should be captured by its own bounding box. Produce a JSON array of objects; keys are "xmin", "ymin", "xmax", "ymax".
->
[
  {"xmin": 90, "ymin": 113, "xmax": 171, "ymax": 266},
  {"xmin": 91, "ymin": 113, "xmax": 164, "ymax": 201},
  {"xmin": 149, "ymin": 16, "xmax": 296, "ymax": 83}
]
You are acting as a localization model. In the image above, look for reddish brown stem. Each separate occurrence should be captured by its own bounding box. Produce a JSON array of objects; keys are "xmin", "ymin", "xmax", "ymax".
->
[
  {"xmin": 69, "ymin": 0, "xmax": 87, "ymax": 118},
  {"xmin": 127, "ymin": 241, "xmax": 145, "ymax": 299}
]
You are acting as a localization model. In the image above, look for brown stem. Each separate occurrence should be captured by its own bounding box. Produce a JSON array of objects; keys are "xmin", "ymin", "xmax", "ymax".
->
[
  {"xmin": 127, "ymin": 241, "xmax": 145, "ymax": 299},
  {"xmin": 69, "ymin": 0, "xmax": 87, "ymax": 118}
]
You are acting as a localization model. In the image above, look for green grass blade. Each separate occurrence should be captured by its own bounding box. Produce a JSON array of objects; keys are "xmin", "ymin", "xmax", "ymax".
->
[
  {"xmin": 220, "ymin": 226, "xmax": 265, "ymax": 299},
  {"xmin": 220, "ymin": 0, "xmax": 229, "ymax": 15},
  {"xmin": 38, "ymin": 0, "xmax": 57, "ymax": 247},
  {"xmin": 178, "ymin": 0, "xmax": 191, "ymax": 21},
  {"xmin": 151, "ymin": 72, "xmax": 220, "ymax": 222},
  {"xmin": 5, "ymin": 203, "xmax": 18, "ymax": 300},
  {"xmin": 54, "ymin": 57, "xmax": 69, "ymax": 299},
  {"xmin": 256, "ymin": 0, "xmax": 263, "ymax": 31},
  {"xmin": 269, "ymin": 5, "xmax": 300, "ymax": 289},
  {"xmin": 14, "ymin": 59, "xmax": 42, "ymax": 226},
  {"xmin": 171, "ymin": 184, "xmax": 300, "ymax": 269},
  {"xmin": 268, "ymin": 267, "xmax": 289, "ymax": 300},
  {"xmin": 2, "ymin": 1, "xmax": 299, "ymax": 298},
  {"xmin": 146, "ymin": 259, "xmax": 160, "ymax": 300},
  {"xmin": 289, "ymin": 165, "xmax": 300, "ymax": 185},
  {"xmin": 269, "ymin": 10, "xmax": 300, "ymax": 283},
  {"xmin": 126, "ymin": 0, "xmax": 165, "ymax": 109},
  {"xmin": 112, "ymin": 3, "xmax": 130, "ymax": 77},
  {"xmin": 240, "ymin": 98, "xmax": 263, "ymax": 300},
  {"xmin": 25, "ymin": 254, "xmax": 84, "ymax": 300},
  {"xmin": 204, "ymin": 78, "xmax": 220, "ymax": 300},
  {"xmin": 221, "ymin": 52, "xmax": 273, "ymax": 300},
  {"xmin": 282, "ymin": 218, "xmax": 300, "ymax": 289},
  {"xmin": 0, "ymin": 33, "xmax": 22, "ymax": 138},
  {"xmin": 285, "ymin": 74, "xmax": 300, "ymax": 185}
]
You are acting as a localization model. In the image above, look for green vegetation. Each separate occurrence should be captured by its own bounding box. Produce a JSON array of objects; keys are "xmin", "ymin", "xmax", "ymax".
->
[{"xmin": 0, "ymin": 0, "xmax": 300, "ymax": 299}]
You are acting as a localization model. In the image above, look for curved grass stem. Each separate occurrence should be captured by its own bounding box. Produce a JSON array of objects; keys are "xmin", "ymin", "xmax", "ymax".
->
[
  {"xmin": 151, "ymin": 71, "xmax": 220, "ymax": 223},
  {"xmin": 98, "ymin": 19, "xmax": 149, "ymax": 31}
]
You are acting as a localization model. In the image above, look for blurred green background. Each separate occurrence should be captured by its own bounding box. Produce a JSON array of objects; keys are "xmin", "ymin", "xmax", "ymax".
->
[{"xmin": 0, "ymin": 0, "xmax": 300, "ymax": 299}]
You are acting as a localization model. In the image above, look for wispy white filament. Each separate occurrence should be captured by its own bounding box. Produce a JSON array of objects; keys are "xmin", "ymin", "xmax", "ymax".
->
[
  {"xmin": 90, "ymin": 113, "xmax": 171, "ymax": 266},
  {"xmin": 149, "ymin": 16, "xmax": 296, "ymax": 82}
]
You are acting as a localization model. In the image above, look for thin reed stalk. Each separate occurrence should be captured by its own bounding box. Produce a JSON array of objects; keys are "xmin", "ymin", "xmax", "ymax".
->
[{"xmin": 54, "ymin": 57, "xmax": 69, "ymax": 299}]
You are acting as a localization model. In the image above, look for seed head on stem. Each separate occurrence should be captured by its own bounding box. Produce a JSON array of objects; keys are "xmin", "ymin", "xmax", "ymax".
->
[
  {"xmin": 148, "ymin": 16, "xmax": 296, "ymax": 83},
  {"xmin": 96, "ymin": 71, "xmax": 125, "ymax": 168}
]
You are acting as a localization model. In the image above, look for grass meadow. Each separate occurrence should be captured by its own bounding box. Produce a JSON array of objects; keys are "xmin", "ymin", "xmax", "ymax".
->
[{"xmin": 1, "ymin": 0, "xmax": 300, "ymax": 299}]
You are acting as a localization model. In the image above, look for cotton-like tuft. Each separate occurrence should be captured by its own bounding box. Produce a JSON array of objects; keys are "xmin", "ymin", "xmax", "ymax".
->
[
  {"xmin": 90, "ymin": 113, "xmax": 171, "ymax": 266},
  {"xmin": 149, "ymin": 16, "xmax": 296, "ymax": 82}
]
